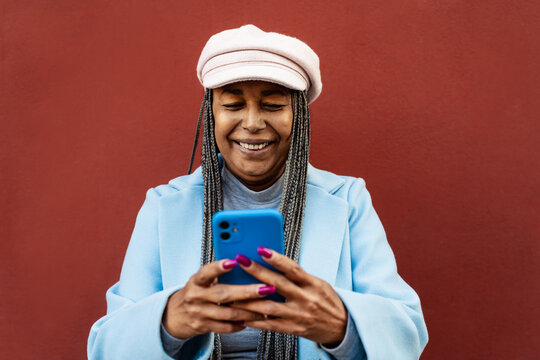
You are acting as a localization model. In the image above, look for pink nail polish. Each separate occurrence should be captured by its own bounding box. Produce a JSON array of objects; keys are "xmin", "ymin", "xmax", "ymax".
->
[
  {"xmin": 223, "ymin": 259, "xmax": 237, "ymax": 269},
  {"xmin": 258, "ymin": 285, "xmax": 276, "ymax": 296},
  {"xmin": 257, "ymin": 247, "xmax": 273, "ymax": 258},
  {"xmin": 236, "ymin": 254, "xmax": 252, "ymax": 267}
]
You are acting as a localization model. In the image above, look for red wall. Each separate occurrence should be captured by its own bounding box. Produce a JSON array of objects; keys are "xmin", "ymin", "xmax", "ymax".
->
[{"xmin": 1, "ymin": 1, "xmax": 539, "ymax": 358}]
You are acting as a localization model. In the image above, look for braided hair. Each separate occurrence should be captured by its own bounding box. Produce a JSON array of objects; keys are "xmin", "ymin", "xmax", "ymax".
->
[{"xmin": 188, "ymin": 88, "xmax": 311, "ymax": 360}]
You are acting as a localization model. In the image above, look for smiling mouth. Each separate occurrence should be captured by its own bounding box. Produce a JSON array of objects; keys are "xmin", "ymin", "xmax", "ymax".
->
[{"xmin": 235, "ymin": 141, "xmax": 271, "ymax": 150}]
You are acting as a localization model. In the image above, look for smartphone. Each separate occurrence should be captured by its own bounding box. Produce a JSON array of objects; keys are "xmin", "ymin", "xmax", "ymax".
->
[{"xmin": 212, "ymin": 209, "xmax": 285, "ymax": 302}]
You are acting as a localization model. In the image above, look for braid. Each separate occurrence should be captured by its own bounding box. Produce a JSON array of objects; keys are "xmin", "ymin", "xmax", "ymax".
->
[
  {"xmin": 201, "ymin": 89, "xmax": 223, "ymax": 267},
  {"xmin": 195, "ymin": 89, "xmax": 310, "ymax": 360}
]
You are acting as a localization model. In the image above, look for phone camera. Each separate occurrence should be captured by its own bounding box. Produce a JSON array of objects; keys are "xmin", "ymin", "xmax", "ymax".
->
[
  {"xmin": 219, "ymin": 221, "xmax": 229, "ymax": 229},
  {"xmin": 220, "ymin": 232, "xmax": 231, "ymax": 240}
]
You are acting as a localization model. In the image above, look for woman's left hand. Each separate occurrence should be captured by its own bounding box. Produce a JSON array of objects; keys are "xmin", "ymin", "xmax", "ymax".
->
[{"xmin": 230, "ymin": 248, "xmax": 348, "ymax": 347}]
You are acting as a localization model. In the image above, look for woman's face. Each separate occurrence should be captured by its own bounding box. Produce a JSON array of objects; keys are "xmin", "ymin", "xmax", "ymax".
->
[{"xmin": 212, "ymin": 81, "xmax": 293, "ymax": 191}]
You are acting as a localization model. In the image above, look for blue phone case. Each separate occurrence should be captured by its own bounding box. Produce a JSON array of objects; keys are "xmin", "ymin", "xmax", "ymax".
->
[{"xmin": 212, "ymin": 209, "xmax": 285, "ymax": 302}]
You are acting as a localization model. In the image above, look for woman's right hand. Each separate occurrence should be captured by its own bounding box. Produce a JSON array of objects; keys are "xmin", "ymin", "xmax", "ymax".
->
[{"xmin": 162, "ymin": 259, "xmax": 272, "ymax": 339}]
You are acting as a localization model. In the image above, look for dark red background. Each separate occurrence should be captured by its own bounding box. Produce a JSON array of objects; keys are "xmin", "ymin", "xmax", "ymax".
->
[{"xmin": 1, "ymin": 1, "xmax": 539, "ymax": 359}]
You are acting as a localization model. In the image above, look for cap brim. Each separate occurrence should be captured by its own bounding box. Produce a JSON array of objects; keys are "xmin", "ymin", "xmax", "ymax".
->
[{"xmin": 202, "ymin": 63, "xmax": 308, "ymax": 92}]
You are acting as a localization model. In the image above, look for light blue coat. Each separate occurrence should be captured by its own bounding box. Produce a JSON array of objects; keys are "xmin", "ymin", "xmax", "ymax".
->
[{"xmin": 88, "ymin": 165, "xmax": 428, "ymax": 359}]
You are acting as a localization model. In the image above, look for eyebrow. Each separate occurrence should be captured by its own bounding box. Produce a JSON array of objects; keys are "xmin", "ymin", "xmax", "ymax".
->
[
  {"xmin": 222, "ymin": 89, "xmax": 243, "ymax": 95},
  {"xmin": 261, "ymin": 90, "xmax": 288, "ymax": 97},
  {"xmin": 221, "ymin": 89, "xmax": 288, "ymax": 97}
]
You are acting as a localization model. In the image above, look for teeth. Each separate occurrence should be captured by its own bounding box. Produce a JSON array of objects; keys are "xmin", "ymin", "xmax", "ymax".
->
[{"xmin": 238, "ymin": 142, "xmax": 269, "ymax": 150}]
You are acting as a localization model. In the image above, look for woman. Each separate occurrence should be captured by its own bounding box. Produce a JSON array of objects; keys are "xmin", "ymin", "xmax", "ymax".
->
[{"xmin": 88, "ymin": 25, "xmax": 428, "ymax": 360}]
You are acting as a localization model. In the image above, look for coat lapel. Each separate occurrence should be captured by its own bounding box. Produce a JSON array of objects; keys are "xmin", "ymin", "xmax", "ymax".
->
[
  {"xmin": 159, "ymin": 171, "xmax": 205, "ymax": 289},
  {"xmin": 298, "ymin": 166, "xmax": 348, "ymax": 286}
]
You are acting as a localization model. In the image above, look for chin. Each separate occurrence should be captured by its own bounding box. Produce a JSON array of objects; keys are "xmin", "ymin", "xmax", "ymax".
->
[
  {"xmin": 237, "ymin": 165, "xmax": 278, "ymax": 180},
  {"xmin": 239, "ymin": 168, "xmax": 271, "ymax": 179}
]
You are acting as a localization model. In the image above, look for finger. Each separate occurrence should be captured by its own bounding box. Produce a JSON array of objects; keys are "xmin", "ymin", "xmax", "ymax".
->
[
  {"xmin": 203, "ymin": 283, "xmax": 278, "ymax": 304},
  {"xmin": 256, "ymin": 247, "xmax": 310, "ymax": 284},
  {"xmin": 202, "ymin": 303, "xmax": 266, "ymax": 322},
  {"xmin": 236, "ymin": 254, "xmax": 302, "ymax": 298},
  {"xmin": 229, "ymin": 299, "xmax": 294, "ymax": 319},
  {"xmin": 191, "ymin": 259, "xmax": 238, "ymax": 286}
]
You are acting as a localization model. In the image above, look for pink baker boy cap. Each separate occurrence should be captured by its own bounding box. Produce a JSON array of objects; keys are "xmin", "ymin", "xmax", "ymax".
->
[{"xmin": 196, "ymin": 24, "xmax": 322, "ymax": 104}]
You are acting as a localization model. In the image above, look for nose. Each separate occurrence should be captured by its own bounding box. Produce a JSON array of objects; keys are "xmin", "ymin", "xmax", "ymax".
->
[{"xmin": 242, "ymin": 106, "xmax": 266, "ymax": 133}]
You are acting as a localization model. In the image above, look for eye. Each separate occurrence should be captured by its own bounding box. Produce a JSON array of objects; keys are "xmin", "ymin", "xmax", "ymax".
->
[
  {"xmin": 263, "ymin": 103, "xmax": 286, "ymax": 111},
  {"xmin": 223, "ymin": 102, "xmax": 244, "ymax": 110}
]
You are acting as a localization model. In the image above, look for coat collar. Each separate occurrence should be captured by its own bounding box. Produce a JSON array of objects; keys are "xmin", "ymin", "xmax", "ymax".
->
[{"xmin": 169, "ymin": 163, "xmax": 345, "ymax": 195}]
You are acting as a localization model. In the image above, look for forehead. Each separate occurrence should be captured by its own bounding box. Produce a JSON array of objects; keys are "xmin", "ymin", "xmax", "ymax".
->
[{"xmin": 217, "ymin": 81, "xmax": 291, "ymax": 97}]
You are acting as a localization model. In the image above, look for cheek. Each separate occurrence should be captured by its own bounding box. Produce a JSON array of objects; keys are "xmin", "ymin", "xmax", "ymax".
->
[
  {"xmin": 213, "ymin": 115, "xmax": 233, "ymax": 146},
  {"xmin": 278, "ymin": 116, "xmax": 293, "ymax": 143}
]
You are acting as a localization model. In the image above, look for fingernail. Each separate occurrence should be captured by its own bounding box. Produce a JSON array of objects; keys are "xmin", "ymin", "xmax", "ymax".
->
[
  {"xmin": 257, "ymin": 247, "xmax": 273, "ymax": 258},
  {"xmin": 258, "ymin": 285, "xmax": 276, "ymax": 296},
  {"xmin": 236, "ymin": 254, "xmax": 252, "ymax": 267},
  {"xmin": 223, "ymin": 259, "xmax": 237, "ymax": 269}
]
